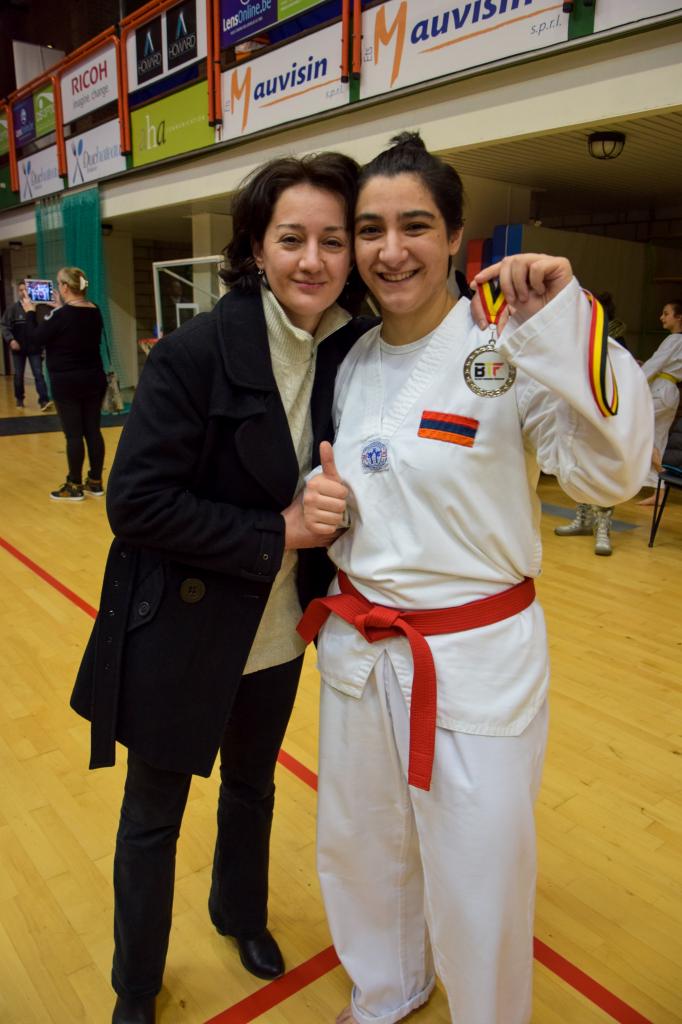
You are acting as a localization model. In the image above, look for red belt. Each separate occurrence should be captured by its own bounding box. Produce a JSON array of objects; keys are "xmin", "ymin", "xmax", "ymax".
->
[{"xmin": 297, "ymin": 572, "xmax": 536, "ymax": 791}]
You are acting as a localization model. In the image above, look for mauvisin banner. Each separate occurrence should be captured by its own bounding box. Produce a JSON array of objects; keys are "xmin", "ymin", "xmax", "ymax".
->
[
  {"xmin": 136, "ymin": 17, "xmax": 164, "ymax": 85},
  {"xmin": 360, "ymin": 0, "xmax": 569, "ymax": 100},
  {"xmin": 219, "ymin": 21, "xmax": 347, "ymax": 141},
  {"xmin": 166, "ymin": 0, "xmax": 198, "ymax": 70}
]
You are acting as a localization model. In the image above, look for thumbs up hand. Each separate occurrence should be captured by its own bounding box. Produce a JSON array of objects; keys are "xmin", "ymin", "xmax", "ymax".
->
[{"xmin": 304, "ymin": 441, "xmax": 350, "ymax": 536}]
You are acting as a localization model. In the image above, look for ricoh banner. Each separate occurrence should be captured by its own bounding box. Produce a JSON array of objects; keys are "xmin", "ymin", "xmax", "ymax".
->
[
  {"xmin": 18, "ymin": 145, "xmax": 64, "ymax": 203},
  {"xmin": 594, "ymin": 0, "xmax": 682, "ymax": 32},
  {"xmin": 61, "ymin": 44, "xmax": 119, "ymax": 124},
  {"xmin": 219, "ymin": 22, "xmax": 348, "ymax": 141},
  {"xmin": 127, "ymin": 0, "xmax": 208, "ymax": 92},
  {"xmin": 66, "ymin": 120, "xmax": 127, "ymax": 186},
  {"xmin": 359, "ymin": 0, "xmax": 569, "ymax": 100}
]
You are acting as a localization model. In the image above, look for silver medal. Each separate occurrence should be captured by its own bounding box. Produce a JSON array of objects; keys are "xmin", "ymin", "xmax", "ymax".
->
[{"xmin": 463, "ymin": 326, "xmax": 516, "ymax": 398}]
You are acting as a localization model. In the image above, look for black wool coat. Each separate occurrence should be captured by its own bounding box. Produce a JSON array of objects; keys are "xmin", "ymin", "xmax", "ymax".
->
[{"xmin": 71, "ymin": 288, "xmax": 373, "ymax": 777}]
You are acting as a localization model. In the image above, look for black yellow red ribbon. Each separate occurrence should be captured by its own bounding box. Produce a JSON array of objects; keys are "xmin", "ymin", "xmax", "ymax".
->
[
  {"xmin": 585, "ymin": 290, "xmax": 619, "ymax": 417},
  {"xmin": 479, "ymin": 279, "xmax": 507, "ymax": 327}
]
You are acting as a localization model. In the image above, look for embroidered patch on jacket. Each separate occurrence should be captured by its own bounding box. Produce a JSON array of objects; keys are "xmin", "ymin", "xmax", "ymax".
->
[{"xmin": 418, "ymin": 411, "xmax": 479, "ymax": 447}]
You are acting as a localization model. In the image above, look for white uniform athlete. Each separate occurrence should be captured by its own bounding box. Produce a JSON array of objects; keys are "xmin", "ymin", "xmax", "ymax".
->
[
  {"xmin": 639, "ymin": 305, "xmax": 682, "ymax": 487},
  {"xmin": 300, "ymin": 133, "xmax": 653, "ymax": 1024}
]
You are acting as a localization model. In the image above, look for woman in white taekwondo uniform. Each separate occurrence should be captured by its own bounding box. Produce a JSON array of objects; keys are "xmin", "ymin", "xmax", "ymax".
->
[
  {"xmin": 298, "ymin": 133, "xmax": 653, "ymax": 1024},
  {"xmin": 638, "ymin": 299, "xmax": 682, "ymax": 502}
]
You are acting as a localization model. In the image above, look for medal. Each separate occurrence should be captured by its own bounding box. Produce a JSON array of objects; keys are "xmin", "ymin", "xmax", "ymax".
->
[
  {"xmin": 464, "ymin": 279, "xmax": 516, "ymax": 398},
  {"xmin": 361, "ymin": 438, "xmax": 389, "ymax": 473}
]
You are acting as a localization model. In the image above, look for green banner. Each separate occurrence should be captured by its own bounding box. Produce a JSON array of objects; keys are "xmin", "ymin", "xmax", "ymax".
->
[
  {"xmin": 34, "ymin": 84, "xmax": 56, "ymax": 138},
  {"xmin": 131, "ymin": 81, "xmax": 214, "ymax": 167},
  {"xmin": 0, "ymin": 114, "xmax": 8, "ymax": 157},
  {"xmin": 278, "ymin": 0, "xmax": 326, "ymax": 18},
  {"xmin": 0, "ymin": 163, "xmax": 19, "ymax": 211}
]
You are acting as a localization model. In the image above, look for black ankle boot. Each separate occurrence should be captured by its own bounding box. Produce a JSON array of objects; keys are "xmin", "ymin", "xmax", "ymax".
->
[
  {"xmin": 233, "ymin": 929, "xmax": 285, "ymax": 979},
  {"xmin": 112, "ymin": 994, "xmax": 156, "ymax": 1024}
]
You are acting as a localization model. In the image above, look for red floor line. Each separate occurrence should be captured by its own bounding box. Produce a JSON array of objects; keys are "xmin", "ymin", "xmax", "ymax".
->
[
  {"xmin": 0, "ymin": 536, "xmax": 656, "ymax": 1024},
  {"xmin": 204, "ymin": 945, "xmax": 340, "ymax": 1024},
  {"xmin": 534, "ymin": 939, "xmax": 653, "ymax": 1024},
  {"xmin": 276, "ymin": 748, "xmax": 318, "ymax": 791},
  {"xmin": 0, "ymin": 535, "xmax": 98, "ymax": 619}
]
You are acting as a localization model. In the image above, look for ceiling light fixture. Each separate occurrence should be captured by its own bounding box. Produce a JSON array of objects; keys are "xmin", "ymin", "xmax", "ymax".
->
[{"xmin": 587, "ymin": 131, "xmax": 626, "ymax": 161}]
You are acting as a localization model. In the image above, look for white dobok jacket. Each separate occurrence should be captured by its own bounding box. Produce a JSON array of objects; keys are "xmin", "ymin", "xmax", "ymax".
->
[{"xmin": 315, "ymin": 278, "xmax": 654, "ymax": 736}]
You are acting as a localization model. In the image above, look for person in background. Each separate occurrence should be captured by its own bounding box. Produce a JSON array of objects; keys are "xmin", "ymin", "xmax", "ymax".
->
[
  {"xmin": 23, "ymin": 267, "xmax": 107, "ymax": 500},
  {"xmin": 300, "ymin": 133, "xmax": 652, "ymax": 1024},
  {"xmin": 70, "ymin": 152, "xmax": 370, "ymax": 1024},
  {"xmin": 637, "ymin": 299, "xmax": 682, "ymax": 505},
  {"xmin": 1, "ymin": 279, "xmax": 52, "ymax": 411},
  {"xmin": 554, "ymin": 290, "xmax": 630, "ymax": 555}
]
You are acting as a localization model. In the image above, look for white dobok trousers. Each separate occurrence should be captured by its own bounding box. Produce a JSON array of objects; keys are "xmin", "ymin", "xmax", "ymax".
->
[{"xmin": 317, "ymin": 652, "xmax": 548, "ymax": 1024}]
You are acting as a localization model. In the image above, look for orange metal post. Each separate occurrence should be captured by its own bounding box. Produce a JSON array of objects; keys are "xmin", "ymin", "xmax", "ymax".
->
[
  {"xmin": 51, "ymin": 73, "xmax": 67, "ymax": 177},
  {"xmin": 352, "ymin": 0, "xmax": 362, "ymax": 77},
  {"xmin": 341, "ymin": 0, "xmax": 350, "ymax": 82}
]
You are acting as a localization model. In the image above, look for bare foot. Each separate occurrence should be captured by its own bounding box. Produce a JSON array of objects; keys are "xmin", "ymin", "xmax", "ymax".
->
[
  {"xmin": 336, "ymin": 1008, "xmax": 358, "ymax": 1024},
  {"xmin": 637, "ymin": 493, "xmax": 657, "ymax": 506}
]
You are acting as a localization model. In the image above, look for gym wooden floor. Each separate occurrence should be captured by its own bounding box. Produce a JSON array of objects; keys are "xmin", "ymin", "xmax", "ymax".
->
[{"xmin": 0, "ymin": 375, "xmax": 680, "ymax": 1024}]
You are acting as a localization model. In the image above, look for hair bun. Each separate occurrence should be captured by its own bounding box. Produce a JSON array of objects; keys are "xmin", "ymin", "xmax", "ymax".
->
[
  {"xmin": 79, "ymin": 276, "xmax": 89, "ymax": 291},
  {"xmin": 388, "ymin": 131, "xmax": 427, "ymax": 151}
]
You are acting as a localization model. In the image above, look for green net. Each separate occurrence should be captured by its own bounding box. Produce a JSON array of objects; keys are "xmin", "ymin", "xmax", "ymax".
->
[{"xmin": 35, "ymin": 185, "xmax": 125, "ymax": 390}]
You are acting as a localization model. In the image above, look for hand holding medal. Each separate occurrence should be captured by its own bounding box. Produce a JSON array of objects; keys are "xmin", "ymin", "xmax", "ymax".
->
[{"xmin": 470, "ymin": 252, "xmax": 573, "ymax": 327}]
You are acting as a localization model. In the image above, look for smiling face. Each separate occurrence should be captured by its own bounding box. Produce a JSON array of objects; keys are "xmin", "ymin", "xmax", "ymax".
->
[
  {"xmin": 253, "ymin": 183, "xmax": 352, "ymax": 334},
  {"xmin": 660, "ymin": 303, "xmax": 682, "ymax": 334},
  {"xmin": 354, "ymin": 172, "xmax": 462, "ymax": 345}
]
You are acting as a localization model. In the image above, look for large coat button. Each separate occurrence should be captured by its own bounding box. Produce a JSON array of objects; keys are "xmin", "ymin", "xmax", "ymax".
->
[{"xmin": 180, "ymin": 578, "xmax": 206, "ymax": 603}]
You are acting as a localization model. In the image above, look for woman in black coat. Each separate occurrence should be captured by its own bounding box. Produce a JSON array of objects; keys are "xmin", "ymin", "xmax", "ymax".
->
[
  {"xmin": 23, "ymin": 266, "xmax": 108, "ymax": 500},
  {"xmin": 71, "ymin": 152, "xmax": 371, "ymax": 1024}
]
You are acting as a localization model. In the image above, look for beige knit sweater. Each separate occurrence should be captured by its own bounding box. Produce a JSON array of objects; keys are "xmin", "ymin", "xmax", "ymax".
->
[{"xmin": 243, "ymin": 287, "xmax": 350, "ymax": 675}]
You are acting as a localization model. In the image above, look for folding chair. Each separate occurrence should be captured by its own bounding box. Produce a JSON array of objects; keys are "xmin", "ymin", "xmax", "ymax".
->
[{"xmin": 648, "ymin": 417, "xmax": 682, "ymax": 546}]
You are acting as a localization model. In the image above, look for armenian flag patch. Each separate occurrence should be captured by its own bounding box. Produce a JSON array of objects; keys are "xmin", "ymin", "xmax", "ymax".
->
[{"xmin": 418, "ymin": 411, "xmax": 479, "ymax": 447}]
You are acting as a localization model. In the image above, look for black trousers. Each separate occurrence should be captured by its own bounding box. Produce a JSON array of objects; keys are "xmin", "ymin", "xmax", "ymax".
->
[
  {"xmin": 55, "ymin": 391, "xmax": 106, "ymax": 484},
  {"xmin": 112, "ymin": 654, "xmax": 303, "ymax": 999}
]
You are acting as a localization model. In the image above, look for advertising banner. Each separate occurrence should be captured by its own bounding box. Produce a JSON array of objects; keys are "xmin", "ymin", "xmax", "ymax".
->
[
  {"xmin": 359, "ymin": 0, "xmax": 569, "ymax": 100},
  {"xmin": 0, "ymin": 164, "xmax": 20, "ymax": 211},
  {"xmin": 61, "ymin": 44, "xmax": 119, "ymax": 124},
  {"xmin": 18, "ymin": 144, "xmax": 64, "ymax": 202},
  {"xmin": 127, "ymin": 0, "xmax": 208, "ymax": 93},
  {"xmin": 220, "ymin": 0, "xmax": 328, "ymax": 47},
  {"xmin": 131, "ymin": 80, "xmax": 215, "ymax": 166},
  {"xmin": 219, "ymin": 21, "xmax": 347, "ymax": 140},
  {"xmin": 34, "ymin": 83, "xmax": 56, "ymax": 138},
  {"xmin": 594, "ymin": 0, "xmax": 682, "ymax": 33},
  {"xmin": 13, "ymin": 95, "xmax": 35, "ymax": 147},
  {"xmin": 66, "ymin": 119, "xmax": 127, "ymax": 186},
  {"xmin": 0, "ymin": 113, "xmax": 8, "ymax": 157}
]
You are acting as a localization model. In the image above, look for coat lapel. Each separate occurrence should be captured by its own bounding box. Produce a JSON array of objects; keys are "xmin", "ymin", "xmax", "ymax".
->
[{"xmin": 215, "ymin": 290, "xmax": 299, "ymax": 509}]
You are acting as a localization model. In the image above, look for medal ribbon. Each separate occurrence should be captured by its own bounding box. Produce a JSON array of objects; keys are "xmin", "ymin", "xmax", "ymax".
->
[
  {"xmin": 585, "ymin": 290, "xmax": 619, "ymax": 417},
  {"xmin": 478, "ymin": 279, "xmax": 507, "ymax": 328}
]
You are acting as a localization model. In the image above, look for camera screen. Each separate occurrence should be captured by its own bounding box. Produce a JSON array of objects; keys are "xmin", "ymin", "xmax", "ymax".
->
[{"xmin": 25, "ymin": 279, "xmax": 53, "ymax": 303}]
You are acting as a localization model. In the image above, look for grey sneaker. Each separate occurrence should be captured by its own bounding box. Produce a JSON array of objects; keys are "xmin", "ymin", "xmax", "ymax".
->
[
  {"xmin": 593, "ymin": 508, "xmax": 613, "ymax": 556},
  {"xmin": 50, "ymin": 480, "xmax": 85, "ymax": 502},
  {"xmin": 84, "ymin": 476, "xmax": 105, "ymax": 497},
  {"xmin": 554, "ymin": 503, "xmax": 595, "ymax": 536}
]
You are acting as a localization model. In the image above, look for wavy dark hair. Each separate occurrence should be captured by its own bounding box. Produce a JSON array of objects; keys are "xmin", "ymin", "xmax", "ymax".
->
[
  {"xmin": 358, "ymin": 131, "xmax": 464, "ymax": 237},
  {"xmin": 222, "ymin": 152, "xmax": 365, "ymax": 314}
]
